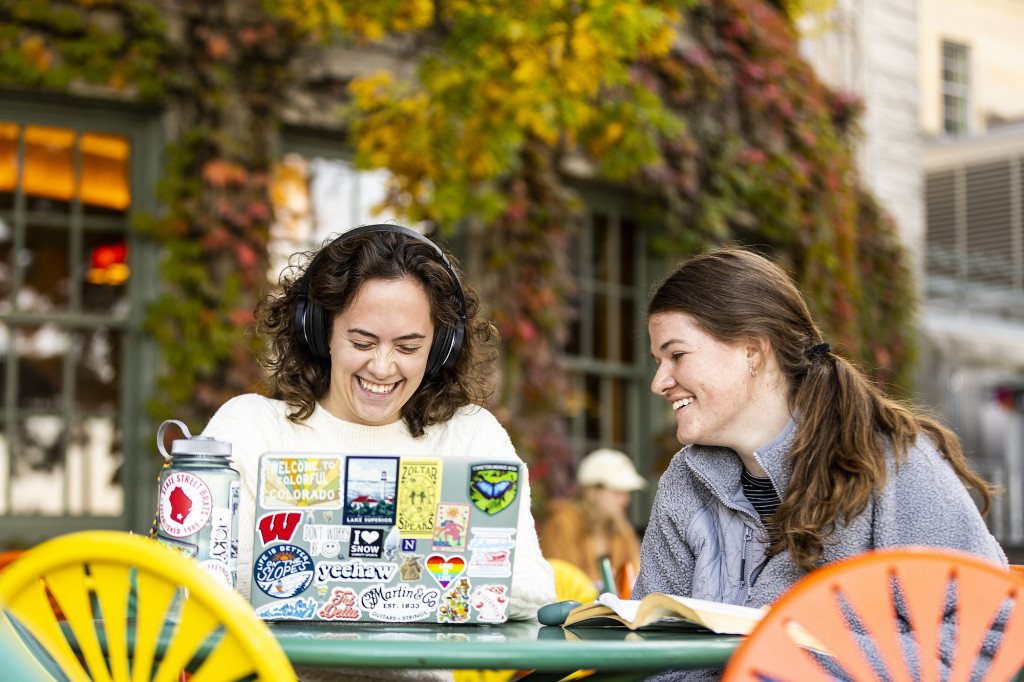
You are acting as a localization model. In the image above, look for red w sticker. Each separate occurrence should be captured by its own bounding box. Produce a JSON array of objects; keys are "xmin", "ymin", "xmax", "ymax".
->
[{"xmin": 257, "ymin": 512, "xmax": 301, "ymax": 545}]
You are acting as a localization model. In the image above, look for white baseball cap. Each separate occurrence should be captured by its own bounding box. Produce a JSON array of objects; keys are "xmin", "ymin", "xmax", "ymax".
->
[{"xmin": 576, "ymin": 448, "xmax": 647, "ymax": 492}]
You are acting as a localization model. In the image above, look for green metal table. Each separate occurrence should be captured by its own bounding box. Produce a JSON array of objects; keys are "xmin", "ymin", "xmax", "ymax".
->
[{"xmin": 267, "ymin": 621, "xmax": 742, "ymax": 680}]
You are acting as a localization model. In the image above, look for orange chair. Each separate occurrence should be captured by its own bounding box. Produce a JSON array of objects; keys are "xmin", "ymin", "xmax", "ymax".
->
[
  {"xmin": 0, "ymin": 549, "xmax": 27, "ymax": 574},
  {"xmin": 722, "ymin": 547, "xmax": 1024, "ymax": 682}
]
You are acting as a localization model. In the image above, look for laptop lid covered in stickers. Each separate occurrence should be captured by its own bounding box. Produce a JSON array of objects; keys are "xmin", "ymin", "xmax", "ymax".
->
[{"xmin": 248, "ymin": 452, "xmax": 522, "ymax": 625}]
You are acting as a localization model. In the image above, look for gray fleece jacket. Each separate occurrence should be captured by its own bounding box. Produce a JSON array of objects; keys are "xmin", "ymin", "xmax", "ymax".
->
[{"xmin": 633, "ymin": 419, "xmax": 1007, "ymax": 681}]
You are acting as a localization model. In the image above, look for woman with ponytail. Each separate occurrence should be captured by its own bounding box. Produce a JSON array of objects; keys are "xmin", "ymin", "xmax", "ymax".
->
[{"xmin": 636, "ymin": 248, "xmax": 1005, "ymax": 680}]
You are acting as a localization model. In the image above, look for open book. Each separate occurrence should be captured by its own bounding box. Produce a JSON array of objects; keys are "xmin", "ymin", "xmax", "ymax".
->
[
  {"xmin": 565, "ymin": 592, "xmax": 830, "ymax": 654},
  {"xmin": 564, "ymin": 592, "xmax": 764, "ymax": 634}
]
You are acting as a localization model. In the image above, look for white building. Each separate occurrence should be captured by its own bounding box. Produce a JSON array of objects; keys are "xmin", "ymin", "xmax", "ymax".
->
[{"xmin": 802, "ymin": 0, "xmax": 1024, "ymax": 547}]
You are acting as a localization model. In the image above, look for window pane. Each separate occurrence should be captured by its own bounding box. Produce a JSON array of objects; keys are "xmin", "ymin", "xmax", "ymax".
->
[
  {"xmin": 566, "ymin": 293, "xmax": 583, "ymax": 356},
  {"xmin": 17, "ymin": 324, "xmax": 67, "ymax": 410},
  {"xmin": 567, "ymin": 229, "xmax": 581, "ymax": 279},
  {"xmin": 610, "ymin": 377, "xmax": 628, "ymax": 443},
  {"xmin": 268, "ymin": 153, "xmax": 411, "ymax": 279},
  {"xmin": 620, "ymin": 219, "xmax": 636, "ymax": 286},
  {"xmin": 22, "ymin": 225, "xmax": 70, "ymax": 311},
  {"xmin": 83, "ymin": 233, "xmax": 129, "ymax": 313},
  {"xmin": 584, "ymin": 373, "xmax": 601, "ymax": 440},
  {"xmin": 0, "ymin": 121, "xmax": 16, "ymax": 211},
  {"xmin": 0, "ymin": 217, "xmax": 11, "ymax": 310},
  {"xmin": 592, "ymin": 213, "xmax": 611, "ymax": 282},
  {"xmin": 621, "ymin": 296, "xmax": 636, "ymax": 363},
  {"xmin": 67, "ymin": 417, "xmax": 122, "ymax": 516},
  {"xmin": 10, "ymin": 414, "xmax": 66, "ymax": 516},
  {"xmin": 24, "ymin": 126, "xmax": 74, "ymax": 214},
  {"xmin": 595, "ymin": 292, "xmax": 612, "ymax": 361},
  {"xmin": 80, "ymin": 132, "xmax": 130, "ymax": 213},
  {"xmin": 0, "ymin": 323, "xmax": 7, "ymax": 409},
  {"xmin": 74, "ymin": 328, "xmax": 120, "ymax": 413}
]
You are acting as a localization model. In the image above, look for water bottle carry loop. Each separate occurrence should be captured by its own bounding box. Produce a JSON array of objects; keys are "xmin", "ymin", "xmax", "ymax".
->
[{"xmin": 157, "ymin": 419, "xmax": 193, "ymax": 460}]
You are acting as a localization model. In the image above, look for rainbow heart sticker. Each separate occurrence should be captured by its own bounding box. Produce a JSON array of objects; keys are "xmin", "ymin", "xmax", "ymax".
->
[{"xmin": 426, "ymin": 554, "xmax": 466, "ymax": 589}]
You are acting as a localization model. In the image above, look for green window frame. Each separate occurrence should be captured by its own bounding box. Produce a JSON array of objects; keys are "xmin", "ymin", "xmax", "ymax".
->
[
  {"xmin": 563, "ymin": 192, "xmax": 663, "ymax": 520},
  {"xmin": 0, "ymin": 94, "xmax": 161, "ymax": 547}
]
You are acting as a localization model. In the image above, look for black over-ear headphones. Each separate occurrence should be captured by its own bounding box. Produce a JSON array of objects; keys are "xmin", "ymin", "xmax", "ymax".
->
[{"xmin": 294, "ymin": 224, "xmax": 467, "ymax": 376}]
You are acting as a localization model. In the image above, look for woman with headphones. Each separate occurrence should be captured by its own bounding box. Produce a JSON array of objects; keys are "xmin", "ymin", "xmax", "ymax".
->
[{"xmin": 202, "ymin": 225, "xmax": 556, "ymax": 677}]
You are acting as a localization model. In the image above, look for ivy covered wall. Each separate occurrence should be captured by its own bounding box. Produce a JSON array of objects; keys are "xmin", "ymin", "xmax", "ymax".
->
[{"xmin": 0, "ymin": 0, "xmax": 917, "ymax": 508}]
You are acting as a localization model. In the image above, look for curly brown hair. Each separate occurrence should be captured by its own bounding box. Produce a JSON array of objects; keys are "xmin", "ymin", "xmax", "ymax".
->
[
  {"xmin": 256, "ymin": 227, "xmax": 499, "ymax": 436},
  {"xmin": 647, "ymin": 247, "xmax": 995, "ymax": 572}
]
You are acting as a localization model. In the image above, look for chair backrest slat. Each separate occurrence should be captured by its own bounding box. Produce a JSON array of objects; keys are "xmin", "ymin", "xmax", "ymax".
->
[{"xmin": 89, "ymin": 562, "xmax": 134, "ymax": 682}]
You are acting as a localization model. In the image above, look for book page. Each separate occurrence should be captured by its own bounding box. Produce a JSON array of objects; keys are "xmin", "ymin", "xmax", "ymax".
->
[{"xmin": 596, "ymin": 593, "xmax": 641, "ymax": 622}]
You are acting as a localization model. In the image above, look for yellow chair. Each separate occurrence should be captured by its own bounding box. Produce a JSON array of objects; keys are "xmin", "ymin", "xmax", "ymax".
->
[
  {"xmin": 549, "ymin": 558, "xmax": 600, "ymax": 605},
  {"xmin": 0, "ymin": 530, "xmax": 296, "ymax": 682}
]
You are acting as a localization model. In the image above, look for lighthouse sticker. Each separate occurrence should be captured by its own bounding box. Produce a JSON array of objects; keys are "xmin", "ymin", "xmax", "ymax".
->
[
  {"xmin": 159, "ymin": 471, "xmax": 214, "ymax": 538},
  {"xmin": 343, "ymin": 456, "xmax": 398, "ymax": 526}
]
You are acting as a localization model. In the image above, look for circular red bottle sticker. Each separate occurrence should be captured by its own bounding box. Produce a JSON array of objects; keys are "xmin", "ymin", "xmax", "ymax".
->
[{"xmin": 159, "ymin": 471, "xmax": 214, "ymax": 538}]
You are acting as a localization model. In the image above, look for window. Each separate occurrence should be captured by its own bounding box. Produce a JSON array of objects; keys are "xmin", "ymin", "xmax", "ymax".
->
[
  {"xmin": 563, "ymin": 201, "xmax": 650, "ymax": 463},
  {"xmin": 0, "ymin": 98, "xmax": 158, "ymax": 543},
  {"xmin": 942, "ymin": 41, "xmax": 971, "ymax": 137},
  {"xmin": 269, "ymin": 133, "xmax": 417, "ymax": 274},
  {"xmin": 924, "ymin": 154, "xmax": 1024, "ymax": 318}
]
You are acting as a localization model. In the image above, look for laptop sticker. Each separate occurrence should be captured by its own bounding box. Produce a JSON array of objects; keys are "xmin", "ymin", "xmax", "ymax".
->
[
  {"xmin": 199, "ymin": 559, "xmax": 232, "ymax": 587},
  {"xmin": 426, "ymin": 554, "xmax": 467, "ymax": 590},
  {"xmin": 261, "ymin": 456, "xmax": 343, "ymax": 509},
  {"xmin": 471, "ymin": 584, "xmax": 510, "ymax": 623},
  {"xmin": 468, "ymin": 463, "xmax": 519, "ymax": 515},
  {"xmin": 432, "ymin": 503, "xmax": 471, "ymax": 552},
  {"xmin": 467, "ymin": 528, "xmax": 516, "ymax": 578},
  {"xmin": 159, "ymin": 471, "xmax": 213, "ymax": 537},
  {"xmin": 315, "ymin": 558, "xmax": 398, "ymax": 584},
  {"xmin": 438, "ymin": 578, "xmax": 472, "ymax": 623},
  {"xmin": 255, "ymin": 597, "xmax": 318, "ymax": 620},
  {"xmin": 318, "ymin": 587, "xmax": 361, "ymax": 620},
  {"xmin": 349, "ymin": 527, "xmax": 385, "ymax": 559},
  {"xmin": 253, "ymin": 544, "xmax": 315, "ymax": 598},
  {"xmin": 343, "ymin": 456, "xmax": 399, "ymax": 526},
  {"xmin": 398, "ymin": 553, "xmax": 425, "ymax": 580},
  {"xmin": 303, "ymin": 523, "xmax": 351, "ymax": 558},
  {"xmin": 383, "ymin": 525, "xmax": 401, "ymax": 559},
  {"xmin": 396, "ymin": 458, "xmax": 443, "ymax": 538},
  {"xmin": 256, "ymin": 511, "xmax": 302, "ymax": 545},
  {"xmin": 360, "ymin": 583, "xmax": 441, "ymax": 622}
]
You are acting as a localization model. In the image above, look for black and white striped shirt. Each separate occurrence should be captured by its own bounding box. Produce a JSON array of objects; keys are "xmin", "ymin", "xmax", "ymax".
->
[{"xmin": 740, "ymin": 468, "xmax": 781, "ymax": 522}]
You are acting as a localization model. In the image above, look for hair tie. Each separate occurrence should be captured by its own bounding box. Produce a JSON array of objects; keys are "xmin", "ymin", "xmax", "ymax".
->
[{"xmin": 807, "ymin": 342, "xmax": 830, "ymax": 359}]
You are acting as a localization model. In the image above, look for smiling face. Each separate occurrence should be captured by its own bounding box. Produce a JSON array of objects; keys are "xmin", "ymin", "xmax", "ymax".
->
[
  {"xmin": 648, "ymin": 311, "xmax": 761, "ymax": 455},
  {"xmin": 322, "ymin": 277, "xmax": 434, "ymax": 426}
]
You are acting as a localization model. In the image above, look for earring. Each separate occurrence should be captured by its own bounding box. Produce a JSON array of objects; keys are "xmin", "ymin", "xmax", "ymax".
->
[{"xmin": 749, "ymin": 363, "xmax": 758, "ymax": 377}]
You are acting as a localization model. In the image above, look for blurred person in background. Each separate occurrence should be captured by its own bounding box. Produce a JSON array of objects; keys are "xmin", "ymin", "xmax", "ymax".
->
[{"xmin": 541, "ymin": 448, "xmax": 646, "ymax": 591}]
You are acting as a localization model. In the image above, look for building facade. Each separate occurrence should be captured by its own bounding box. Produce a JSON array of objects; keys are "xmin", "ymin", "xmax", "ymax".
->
[{"xmin": 804, "ymin": 0, "xmax": 1024, "ymax": 548}]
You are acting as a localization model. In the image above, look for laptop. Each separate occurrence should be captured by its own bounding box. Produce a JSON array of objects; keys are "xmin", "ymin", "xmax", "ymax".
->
[{"xmin": 248, "ymin": 452, "xmax": 522, "ymax": 624}]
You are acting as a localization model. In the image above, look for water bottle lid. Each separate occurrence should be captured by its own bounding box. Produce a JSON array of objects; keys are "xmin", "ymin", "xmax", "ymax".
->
[
  {"xmin": 171, "ymin": 435, "xmax": 232, "ymax": 457},
  {"xmin": 157, "ymin": 419, "xmax": 232, "ymax": 459}
]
